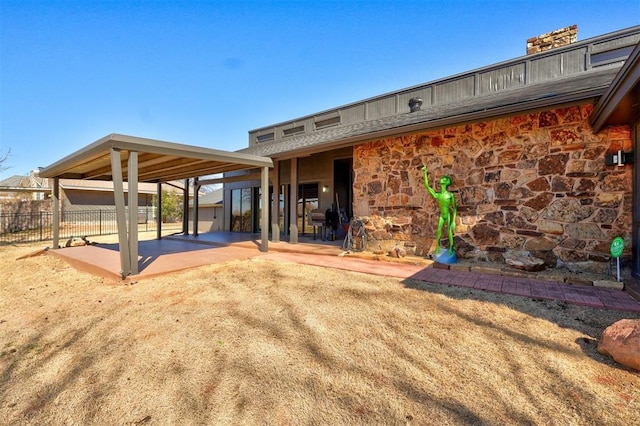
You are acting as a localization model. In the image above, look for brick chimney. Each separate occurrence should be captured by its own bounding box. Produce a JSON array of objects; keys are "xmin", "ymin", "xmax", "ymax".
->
[{"xmin": 526, "ymin": 25, "xmax": 578, "ymax": 55}]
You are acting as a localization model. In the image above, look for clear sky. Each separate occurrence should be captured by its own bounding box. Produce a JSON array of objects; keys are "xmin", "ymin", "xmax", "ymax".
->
[{"xmin": 1, "ymin": 0, "xmax": 639, "ymax": 180}]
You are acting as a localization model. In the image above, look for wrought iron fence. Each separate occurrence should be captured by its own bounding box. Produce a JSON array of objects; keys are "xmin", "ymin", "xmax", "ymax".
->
[{"xmin": 0, "ymin": 208, "xmax": 180, "ymax": 245}]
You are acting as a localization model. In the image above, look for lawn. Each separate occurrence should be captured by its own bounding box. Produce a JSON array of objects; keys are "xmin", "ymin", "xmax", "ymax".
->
[{"xmin": 1, "ymin": 242, "xmax": 638, "ymax": 425}]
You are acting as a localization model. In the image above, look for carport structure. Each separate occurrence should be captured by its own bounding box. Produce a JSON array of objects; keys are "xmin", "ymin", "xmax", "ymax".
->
[{"xmin": 39, "ymin": 134, "xmax": 273, "ymax": 277}]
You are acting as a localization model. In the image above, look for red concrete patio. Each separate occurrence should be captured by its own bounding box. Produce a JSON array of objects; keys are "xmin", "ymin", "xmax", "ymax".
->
[{"xmin": 49, "ymin": 232, "xmax": 640, "ymax": 313}]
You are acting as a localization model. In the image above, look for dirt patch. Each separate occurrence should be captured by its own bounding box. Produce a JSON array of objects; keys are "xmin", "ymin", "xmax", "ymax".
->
[{"xmin": 1, "ymin": 242, "xmax": 639, "ymax": 424}]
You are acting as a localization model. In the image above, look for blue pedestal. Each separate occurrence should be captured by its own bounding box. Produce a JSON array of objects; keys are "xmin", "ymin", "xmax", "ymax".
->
[{"xmin": 435, "ymin": 251, "xmax": 457, "ymax": 264}]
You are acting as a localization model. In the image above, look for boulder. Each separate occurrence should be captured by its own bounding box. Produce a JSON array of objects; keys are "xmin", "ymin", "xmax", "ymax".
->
[
  {"xmin": 597, "ymin": 319, "xmax": 640, "ymax": 371},
  {"xmin": 505, "ymin": 254, "xmax": 546, "ymax": 272}
]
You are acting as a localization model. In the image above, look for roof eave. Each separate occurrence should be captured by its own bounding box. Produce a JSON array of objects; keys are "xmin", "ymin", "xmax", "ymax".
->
[
  {"xmin": 590, "ymin": 41, "xmax": 640, "ymax": 132},
  {"xmin": 267, "ymin": 88, "xmax": 606, "ymax": 161}
]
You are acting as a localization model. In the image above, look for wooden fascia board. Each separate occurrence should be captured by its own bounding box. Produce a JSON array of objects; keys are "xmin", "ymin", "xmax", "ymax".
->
[
  {"xmin": 39, "ymin": 133, "xmax": 273, "ymax": 180},
  {"xmin": 590, "ymin": 42, "xmax": 640, "ymax": 132}
]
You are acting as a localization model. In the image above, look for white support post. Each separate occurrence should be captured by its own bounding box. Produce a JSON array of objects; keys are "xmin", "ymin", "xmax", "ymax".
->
[
  {"xmin": 111, "ymin": 148, "xmax": 131, "ymax": 277},
  {"xmin": 289, "ymin": 157, "xmax": 298, "ymax": 244},
  {"xmin": 260, "ymin": 166, "xmax": 269, "ymax": 252},
  {"xmin": 193, "ymin": 177, "xmax": 199, "ymax": 236},
  {"xmin": 128, "ymin": 151, "xmax": 139, "ymax": 275},
  {"xmin": 271, "ymin": 160, "xmax": 280, "ymax": 243},
  {"xmin": 52, "ymin": 177, "xmax": 60, "ymax": 249},
  {"xmin": 156, "ymin": 183, "xmax": 162, "ymax": 240}
]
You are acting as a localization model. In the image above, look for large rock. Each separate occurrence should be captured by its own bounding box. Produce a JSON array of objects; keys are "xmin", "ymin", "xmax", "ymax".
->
[
  {"xmin": 505, "ymin": 253, "xmax": 546, "ymax": 272},
  {"xmin": 597, "ymin": 319, "xmax": 640, "ymax": 371}
]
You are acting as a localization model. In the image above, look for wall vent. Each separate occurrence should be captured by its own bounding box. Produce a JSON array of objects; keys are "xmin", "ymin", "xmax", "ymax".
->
[
  {"xmin": 283, "ymin": 125, "xmax": 305, "ymax": 137},
  {"xmin": 256, "ymin": 132, "xmax": 275, "ymax": 143},
  {"xmin": 315, "ymin": 115, "xmax": 341, "ymax": 129}
]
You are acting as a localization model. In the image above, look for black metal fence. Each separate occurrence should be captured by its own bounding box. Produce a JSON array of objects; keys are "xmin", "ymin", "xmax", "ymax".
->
[{"xmin": 0, "ymin": 208, "xmax": 180, "ymax": 245}]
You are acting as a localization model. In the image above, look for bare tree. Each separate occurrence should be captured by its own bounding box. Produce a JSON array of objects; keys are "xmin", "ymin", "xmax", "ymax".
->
[{"xmin": 0, "ymin": 148, "xmax": 10, "ymax": 172}]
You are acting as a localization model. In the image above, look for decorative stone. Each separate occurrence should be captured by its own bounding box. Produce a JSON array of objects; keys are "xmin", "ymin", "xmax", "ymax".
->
[
  {"xmin": 565, "ymin": 223, "xmax": 605, "ymax": 240},
  {"xmin": 475, "ymin": 151, "xmax": 496, "ymax": 167},
  {"xmin": 519, "ymin": 206, "xmax": 539, "ymax": 223},
  {"xmin": 505, "ymin": 212, "xmax": 537, "ymax": 229},
  {"xmin": 494, "ymin": 182, "xmax": 512, "ymax": 199},
  {"xmin": 484, "ymin": 211, "xmax": 505, "ymax": 226},
  {"xmin": 538, "ymin": 219, "xmax": 563, "ymax": 234},
  {"xmin": 498, "ymin": 150, "xmax": 522, "ymax": 163},
  {"xmin": 602, "ymin": 173, "xmax": 629, "ymax": 192},
  {"xmin": 505, "ymin": 255, "xmax": 546, "ymax": 272},
  {"xmin": 538, "ymin": 111, "xmax": 559, "ymax": 127},
  {"xmin": 597, "ymin": 319, "xmax": 640, "ymax": 371},
  {"xmin": 550, "ymin": 129, "xmax": 580, "ymax": 145},
  {"xmin": 466, "ymin": 169, "xmax": 485, "ymax": 185},
  {"xmin": 592, "ymin": 208, "xmax": 618, "ymax": 225},
  {"xmin": 367, "ymin": 181, "xmax": 384, "ymax": 195},
  {"xmin": 524, "ymin": 237, "xmax": 557, "ymax": 251},
  {"xmin": 594, "ymin": 192, "xmax": 623, "ymax": 208},
  {"xmin": 459, "ymin": 186, "xmax": 490, "ymax": 205},
  {"xmin": 539, "ymin": 153, "xmax": 569, "ymax": 175},
  {"xmin": 524, "ymin": 192, "xmax": 554, "ymax": 211},
  {"xmin": 583, "ymin": 146, "xmax": 606, "ymax": 160},
  {"xmin": 526, "ymin": 177, "xmax": 550, "ymax": 192},
  {"xmin": 551, "ymin": 176, "xmax": 573, "ymax": 192},
  {"xmin": 471, "ymin": 223, "xmax": 500, "ymax": 245},
  {"xmin": 543, "ymin": 198, "xmax": 594, "ymax": 222}
]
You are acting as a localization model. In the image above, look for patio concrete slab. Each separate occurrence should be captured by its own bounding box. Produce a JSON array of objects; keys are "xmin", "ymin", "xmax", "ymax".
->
[{"xmin": 47, "ymin": 232, "xmax": 640, "ymax": 313}]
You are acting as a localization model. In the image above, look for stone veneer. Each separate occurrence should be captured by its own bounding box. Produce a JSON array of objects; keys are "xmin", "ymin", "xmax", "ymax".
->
[
  {"xmin": 526, "ymin": 25, "xmax": 578, "ymax": 55},
  {"xmin": 352, "ymin": 103, "xmax": 633, "ymax": 273}
]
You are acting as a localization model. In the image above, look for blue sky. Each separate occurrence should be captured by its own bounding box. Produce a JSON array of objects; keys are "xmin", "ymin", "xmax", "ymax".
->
[{"xmin": 1, "ymin": 0, "xmax": 639, "ymax": 179}]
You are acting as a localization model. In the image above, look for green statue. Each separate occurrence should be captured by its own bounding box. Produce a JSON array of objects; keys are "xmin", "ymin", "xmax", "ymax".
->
[{"xmin": 422, "ymin": 165, "xmax": 457, "ymax": 256}]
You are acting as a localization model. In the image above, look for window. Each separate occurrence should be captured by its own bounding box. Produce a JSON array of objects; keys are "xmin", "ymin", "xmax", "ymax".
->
[
  {"xmin": 297, "ymin": 183, "xmax": 319, "ymax": 235},
  {"xmin": 591, "ymin": 46, "xmax": 634, "ymax": 68},
  {"xmin": 230, "ymin": 188, "xmax": 252, "ymax": 232}
]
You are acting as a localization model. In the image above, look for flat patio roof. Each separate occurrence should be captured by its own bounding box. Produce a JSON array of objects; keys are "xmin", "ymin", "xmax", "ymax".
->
[
  {"xmin": 38, "ymin": 133, "xmax": 273, "ymax": 182},
  {"xmin": 39, "ymin": 133, "xmax": 274, "ymax": 277}
]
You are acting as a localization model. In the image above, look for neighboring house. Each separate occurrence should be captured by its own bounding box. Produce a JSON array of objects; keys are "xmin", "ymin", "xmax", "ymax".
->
[
  {"xmin": 1, "ymin": 172, "xmax": 187, "ymax": 220},
  {"xmin": 227, "ymin": 25, "xmax": 640, "ymax": 276},
  {"xmin": 189, "ymin": 187, "xmax": 223, "ymax": 232},
  {"xmin": 0, "ymin": 170, "xmax": 49, "ymax": 201}
]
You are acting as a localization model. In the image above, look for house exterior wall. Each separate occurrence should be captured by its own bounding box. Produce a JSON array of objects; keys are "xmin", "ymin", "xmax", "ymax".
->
[
  {"xmin": 188, "ymin": 206, "xmax": 223, "ymax": 233},
  {"xmin": 223, "ymin": 147, "xmax": 351, "ymax": 232},
  {"xmin": 352, "ymin": 103, "xmax": 633, "ymax": 272},
  {"xmin": 61, "ymin": 189, "xmax": 152, "ymax": 212}
]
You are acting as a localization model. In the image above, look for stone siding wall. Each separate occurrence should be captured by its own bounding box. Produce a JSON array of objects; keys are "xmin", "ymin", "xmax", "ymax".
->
[{"xmin": 352, "ymin": 103, "xmax": 633, "ymax": 272}]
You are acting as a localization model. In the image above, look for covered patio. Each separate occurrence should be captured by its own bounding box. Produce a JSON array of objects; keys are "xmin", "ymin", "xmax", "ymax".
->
[{"xmin": 38, "ymin": 134, "xmax": 273, "ymax": 277}]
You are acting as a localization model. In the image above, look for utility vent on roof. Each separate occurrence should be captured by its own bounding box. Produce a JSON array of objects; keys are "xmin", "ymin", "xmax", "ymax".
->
[
  {"xmin": 283, "ymin": 125, "xmax": 305, "ymax": 137},
  {"xmin": 256, "ymin": 132, "xmax": 275, "ymax": 143},
  {"xmin": 315, "ymin": 115, "xmax": 341, "ymax": 129}
]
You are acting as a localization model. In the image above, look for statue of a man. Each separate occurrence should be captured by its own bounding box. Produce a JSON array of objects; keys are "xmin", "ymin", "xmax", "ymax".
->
[{"xmin": 422, "ymin": 165, "xmax": 457, "ymax": 256}]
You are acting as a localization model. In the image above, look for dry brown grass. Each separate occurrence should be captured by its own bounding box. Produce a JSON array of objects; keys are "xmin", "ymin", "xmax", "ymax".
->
[{"xmin": 1, "ymin": 242, "xmax": 639, "ymax": 425}]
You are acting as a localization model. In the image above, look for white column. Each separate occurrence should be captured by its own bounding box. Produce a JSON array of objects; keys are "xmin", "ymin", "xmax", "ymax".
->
[
  {"xmin": 260, "ymin": 166, "xmax": 269, "ymax": 252},
  {"xmin": 52, "ymin": 177, "xmax": 59, "ymax": 249},
  {"xmin": 127, "ymin": 151, "xmax": 139, "ymax": 275},
  {"xmin": 289, "ymin": 157, "xmax": 298, "ymax": 244},
  {"xmin": 156, "ymin": 183, "xmax": 162, "ymax": 240},
  {"xmin": 193, "ymin": 177, "xmax": 199, "ymax": 236},
  {"xmin": 271, "ymin": 160, "xmax": 280, "ymax": 243},
  {"xmin": 110, "ymin": 148, "xmax": 131, "ymax": 277}
]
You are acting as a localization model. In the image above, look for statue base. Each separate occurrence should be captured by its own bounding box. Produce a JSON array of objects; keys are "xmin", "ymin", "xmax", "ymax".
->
[{"xmin": 435, "ymin": 251, "xmax": 457, "ymax": 265}]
